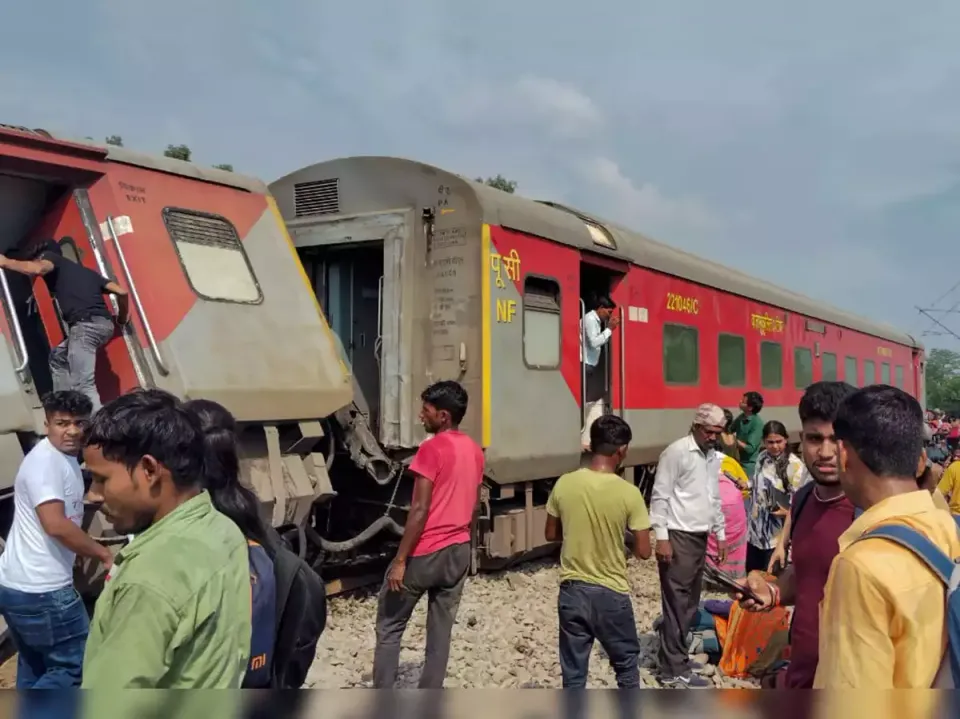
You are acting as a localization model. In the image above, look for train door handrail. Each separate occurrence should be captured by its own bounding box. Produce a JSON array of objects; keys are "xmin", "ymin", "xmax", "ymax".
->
[
  {"xmin": 619, "ymin": 311, "xmax": 626, "ymax": 419},
  {"xmin": 105, "ymin": 216, "xmax": 169, "ymax": 376},
  {"xmin": 579, "ymin": 298, "xmax": 586, "ymax": 428},
  {"xmin": 0, "ymin": 268, "xmax": 28, "ymax": 375}
]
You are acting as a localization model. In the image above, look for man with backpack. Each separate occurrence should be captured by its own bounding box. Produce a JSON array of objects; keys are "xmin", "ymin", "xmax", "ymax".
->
[{"xmin": 813, "ymin": 385, "xmax": 960, "ymax": 688}]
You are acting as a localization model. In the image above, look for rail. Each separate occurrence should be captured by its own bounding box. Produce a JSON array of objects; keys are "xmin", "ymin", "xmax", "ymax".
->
[
  {"xmin": 0, "ymin": 269, "xmax": 28, "ymax": 375},
  {"xmin": 105, "ymin": 216, "xmax": 169, "ymax": 375}
]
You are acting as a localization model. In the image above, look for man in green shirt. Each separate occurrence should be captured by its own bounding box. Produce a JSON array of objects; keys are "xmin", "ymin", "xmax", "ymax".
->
[
  {"xmin": 545, "ymin": 415, "xmax": 652, "ymax": 688},
  {"xmin": 80, "ymin": 389, "xmax": 252, "ymax": 690},
  {"xmin": 731, "ymin": 391, "xmax": 765, "ymax": 478}
]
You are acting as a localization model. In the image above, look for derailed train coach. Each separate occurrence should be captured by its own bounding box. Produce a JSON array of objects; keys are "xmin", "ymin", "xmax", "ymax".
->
[
  {"xmin": 270, "ymin": 155, "xmax": 924, "ymax": 567},
  {"xmin": 0, "ymin": 126, "xmax": 386, "ymax": 610}
]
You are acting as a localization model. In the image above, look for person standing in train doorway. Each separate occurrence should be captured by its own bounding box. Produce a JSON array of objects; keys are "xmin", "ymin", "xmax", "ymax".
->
[
  {"xmin": 373, "ymin": 380, "xmax": 485, "ymax": 689},
  {"xmin": 580, "ymin": 296, "xmax": 619, "ymax": 451},
  {"xmin": 0, "ymin": 239, "xmax": 130, "ymax": 413}
]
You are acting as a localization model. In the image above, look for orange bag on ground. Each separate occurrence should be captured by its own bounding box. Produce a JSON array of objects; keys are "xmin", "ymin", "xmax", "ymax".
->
[{"xmin": 715, "ymin": 588, "xmax": 791, "ymax": 679}]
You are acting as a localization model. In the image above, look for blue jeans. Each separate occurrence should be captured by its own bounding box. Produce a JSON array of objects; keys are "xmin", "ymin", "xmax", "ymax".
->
[
  {"xmin": 557, "ymin": 580, "xmax": 641, "ymax": 688},
  {"xmin": 0, "ymin": 584, "xmax": 89, "ymax": 688}
]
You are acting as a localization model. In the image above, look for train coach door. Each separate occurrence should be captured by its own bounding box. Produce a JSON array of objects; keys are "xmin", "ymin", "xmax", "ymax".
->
[{"xmin": 579, "ymin": 254, "xmax": 629, "ymax": 428}]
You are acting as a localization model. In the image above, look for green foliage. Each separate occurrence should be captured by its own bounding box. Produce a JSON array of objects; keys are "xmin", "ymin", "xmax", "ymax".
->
[
  {"xmin": 475, "ymin": 174, "xmax": 517, "ymax": 193},
  {"xmin": 212, "ymin": 163, "xmax": 234, "ymax": 172},
  {"xmin": 105, "ymin": 135, "xmax": 123, "ymax": 147},
  {"xmin": 164, "ymin": 144, "xmax": 192, "ymax": 162},
  {"xmin": 925, "ymin": 348, "xmax": 960, "ymax": 412}
]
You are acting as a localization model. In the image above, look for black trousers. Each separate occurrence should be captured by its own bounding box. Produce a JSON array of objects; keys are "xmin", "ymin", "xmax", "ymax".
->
[
  {"xmin": 657, "ymin": 530, "xmax": 708, "ymax": 677},
  {"xmin": 372, "ymin": 542, "xmax": 471, "ymax": 689}
]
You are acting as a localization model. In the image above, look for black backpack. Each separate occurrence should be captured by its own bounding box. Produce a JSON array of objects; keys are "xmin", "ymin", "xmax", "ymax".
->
[{"xmin": 269, "ymin": 546, "xmax": 328, "ymax": 689}]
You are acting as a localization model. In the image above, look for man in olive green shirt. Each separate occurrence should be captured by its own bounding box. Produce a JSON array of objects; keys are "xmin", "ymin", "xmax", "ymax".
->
[
  {"xmin": 545, "ymin": 415, "xmax": 652, "ymax": 688},
  {"xmin": 80, "ymin": 389, "xmax": 251, "ymax": 690},
  {"xmin": 731, "ymin": 391, "xmax": 765, "ymax": 478}
]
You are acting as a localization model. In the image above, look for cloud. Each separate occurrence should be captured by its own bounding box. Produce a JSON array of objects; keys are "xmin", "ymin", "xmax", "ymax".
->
[{"xmin": 580, "ymin": 156, "xmax": 723, "ymax": 243}]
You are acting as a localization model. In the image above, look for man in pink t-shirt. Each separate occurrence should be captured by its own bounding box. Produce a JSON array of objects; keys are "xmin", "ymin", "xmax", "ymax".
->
[{"xmin": 372, "ymin": 380, "xmax": 484, "ymax": 689}]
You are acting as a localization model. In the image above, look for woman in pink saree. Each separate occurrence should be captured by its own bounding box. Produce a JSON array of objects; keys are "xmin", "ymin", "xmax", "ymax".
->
[{"xmin": 707, "ymin": 412, "xmax": 749, "ymax": 579}]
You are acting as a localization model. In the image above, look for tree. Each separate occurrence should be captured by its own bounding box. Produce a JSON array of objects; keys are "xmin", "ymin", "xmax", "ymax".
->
[
  {"xmin": 475, "ymin": 174, "xmax": 517, "ymax": 194},
  {"xmin": 925, "ymin": 348, "xmax": 960, "ymax": 411},
  {"xmin": 164, "ymin": 144, "xmax": 192, "ymax": 162},
  {"xmin": 105, "ymin": 135, "xmax": 123, "ymax": 147},
  {"xmin": 212, "ymin": 163, "xmax": 234, "ymax": 172}
]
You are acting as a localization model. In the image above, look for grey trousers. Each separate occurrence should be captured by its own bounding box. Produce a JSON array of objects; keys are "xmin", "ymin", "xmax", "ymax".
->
[
  {"xmin": 49, "ymin": 316, "xmax": 115, "ymax": 412},
  {"xmin": 372, "ymin": 542, "xmax": 471, "ymax": 689},
  {"xmin": 656, "ymin": 530, "xmax": 708, "ymax": 677}
]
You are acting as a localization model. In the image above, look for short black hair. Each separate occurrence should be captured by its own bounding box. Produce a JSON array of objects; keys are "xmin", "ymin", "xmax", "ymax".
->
[
  {"xmin": 834, "ymin": 385, "xmax": 925, "ymax": 478},
  {"xmin": 590, "ymin": 414, "xmax": 632, "ymax": 456},
  {"xmin": 421, "ymin": 380, "xmax": 468, "ymax": 425},
  {"xmin": 798, "ymin": 381, "xmax": 857, "ymax": 424},
  {"xmin": 762, "ymin": 420, "xmax": 788, "ymax": 439},
  {"xmin": 743, "ymin": 391, "xmax": 764, "ymax": 414},
  {"xmin": 85, "ymin": 388, "xmax": 206, "ymax": 490},
  {"xmin": 594, "ymin": 295, "xmax": 615, "ymax": 310},
  {"xmin": 32, "ymin": 239, "xmax": 62, "ymax": 259},
  {"xmin": 722, "ymin": 408, "xmax": 734, "ymax": 433},
  {"xmin": 42, "ymin": 390, "xmax": 92, "ymax": 418}
]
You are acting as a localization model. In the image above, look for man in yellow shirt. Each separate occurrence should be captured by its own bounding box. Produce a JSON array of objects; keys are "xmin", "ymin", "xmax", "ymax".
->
[
  {"xmin": 814, "ymin": 385, "xmax": 960, "ymax": 689},
  {"xmin": 545, "ymin": 415, "xmax": 652, "ymax": 688},
  {"xmin": 936, "ymin": 446, "xmax": 960, "ymax": 513}
]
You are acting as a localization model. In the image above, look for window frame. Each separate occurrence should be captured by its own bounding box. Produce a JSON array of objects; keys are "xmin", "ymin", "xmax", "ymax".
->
[
  {"xmin": 794, "ymin": 346, "xmax": 813, "ymax": 389},
  {"xmin": 822, "ymin": 351, "xmax": 838, "ymax": 382},
  {"xmin": 880, "ymin": 362, "xmax": 891, "ymax": 385},
  {"xmin": 864, "ymin": 359, "xmax": 876, "ymax": 386},
  {"xmin": 718, "ymin": 333, "xmax": 746, "ymax": 388},
  {"xmin": 161, "ymin": 206, "xmax": 264, "ymax": 306},
  {"xmin": 894, "ymin": 365, "xmax": 904, "ymax": 388},
  {"xmin": 521, "ymin": 274, "xmax": 562, "ymax": 371},
  {"xmin": 663, "ymin": 322, "xmax": 700, "ymax": 386},
  {"xmin": 844, "ymin": 356, "xmax": 858, "ymax": 386},
  {"xmin": 58, "ymin": 237, "xmax": 83, "ymax": 264},
  {"xmin": 760, "ymin": 340, "xmax": 783, "ymax": 390}
]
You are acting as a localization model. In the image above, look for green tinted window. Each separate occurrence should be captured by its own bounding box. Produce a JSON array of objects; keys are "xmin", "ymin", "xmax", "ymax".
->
[
  {"xmin": 845, "ymin": 356, "xmax": 858, "ymax": 386},
  {"xmin": 664, "ymin": 324, "xmax": 699, "ymax": 385},
  {"xmin": 822, "ymin": 352, "xmax": 838, "ymax": 381},
  {"xmin": 761, "ymin": 342, "xmax": 783, "ymax": 389},
  {"xmin": 881, "ymin": 362, "xmax": 891, "ymax": 385},
  {"xmin": 794, "ymin": 347, "xmax": 813, "ymax": 389},
  {"xmin": 718, "ymin": 334, "xmax": 746, "ymax": 387},
  {"xmin": 895, "ymin": 365, "xmax": 904, "ymax": 388},
  {"xmin": 864, "ymin": 360, "xmax": 876, "ymax": 386}
]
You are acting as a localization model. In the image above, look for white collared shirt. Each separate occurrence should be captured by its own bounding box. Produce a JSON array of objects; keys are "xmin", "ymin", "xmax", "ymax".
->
[
  {"xmin": 649, "ymin": 434, "xmax": 726, "ymax": 541},
  {"xmin": 579, "ymin": 310, "xmax": 612, "ymax": 367}
]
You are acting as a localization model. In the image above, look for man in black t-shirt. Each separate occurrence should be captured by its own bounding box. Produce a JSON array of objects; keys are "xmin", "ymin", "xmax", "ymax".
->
[{"xmin": 0, "ymin": 239, "xmax": 129, "ymax": 411}]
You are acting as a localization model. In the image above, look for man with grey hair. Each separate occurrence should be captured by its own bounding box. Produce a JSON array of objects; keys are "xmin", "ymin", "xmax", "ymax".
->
[{"xmin": 650, "ymin": 403, "xmax": 727, "ymax": 688}]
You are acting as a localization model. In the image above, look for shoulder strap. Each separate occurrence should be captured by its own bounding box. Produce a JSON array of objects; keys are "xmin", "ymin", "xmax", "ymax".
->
[
  {"xmin": 856, "ymin": 525, "xmax": 955, "ymax": 584},
  {"xmin": 790, "ymin": 481, "xmax": 815, "ymax": 528}
]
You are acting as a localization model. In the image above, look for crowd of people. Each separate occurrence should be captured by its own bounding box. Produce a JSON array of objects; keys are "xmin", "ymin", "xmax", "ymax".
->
[{"xmin": 1, "ymin": 344, "xmax": 959, "ymax": 694}]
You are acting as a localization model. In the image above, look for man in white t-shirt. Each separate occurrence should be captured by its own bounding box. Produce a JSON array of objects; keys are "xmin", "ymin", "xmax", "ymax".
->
[{"xmin": 0, "ymin": 390, "xmax": 112, "ymax": 688}]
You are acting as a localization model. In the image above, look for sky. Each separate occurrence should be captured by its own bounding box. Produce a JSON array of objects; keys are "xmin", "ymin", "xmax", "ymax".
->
[{"xmin": 3, "ymin": 0, "xmax": 960, "ymax": 349}]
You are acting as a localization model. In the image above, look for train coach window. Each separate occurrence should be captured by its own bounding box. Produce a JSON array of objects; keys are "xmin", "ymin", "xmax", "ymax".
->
[
  {"xmin": 895, "ymin": 365, "xmax": 904, "ymax": 388},
  {"xmin": 845, "ymin": 356, "xmax": 858, "ymax": 386},
  {"xmin": 58, "ymin": 238, "xmax": 81, "ymax": 264},
  {"xmin": 663, "ymin": 324, "xmax": 699, "ymax": 385},
  {"xmin": 162, "ymin": 207, "xmax": 263, "ymax": 304},
  {"xmin": 864, "ymin": 360, "xmax": 876, "ymax": 386},
  {"xmin": 718, "ymin": 334, "xmax": 745, "ymax": 387},
  {"xmin": 822, "ymin": 352, "xmax": 838, "ymax": 382},
  {"xmin": 794, "ymin": 347, "xmax": 813, "ymax": 389},
  {"xmin": 760, "ymin": 341, "xmax": 783, "ymax": 389},
  {"xmin": 881, "ymin": 362, "xmax": 891, "ymax": 385},
  {"xmin": 522, "ymin": 276, "xmax": 561, "ymax": 370}
]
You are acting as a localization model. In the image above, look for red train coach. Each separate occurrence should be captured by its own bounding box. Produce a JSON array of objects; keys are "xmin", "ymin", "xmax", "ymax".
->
[
  {"xmin": 0, "ymin": 125, "xmax": 356, "ymax": 576},
  {"xmin": 271, "ymin": 156, "xmax": 923, "ymax": 564}
]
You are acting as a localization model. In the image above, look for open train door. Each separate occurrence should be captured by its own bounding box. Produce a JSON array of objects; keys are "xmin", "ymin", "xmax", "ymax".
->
[{"xmin": 914, "ymin": 347, "xmax": 926, "ymax": 410}]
